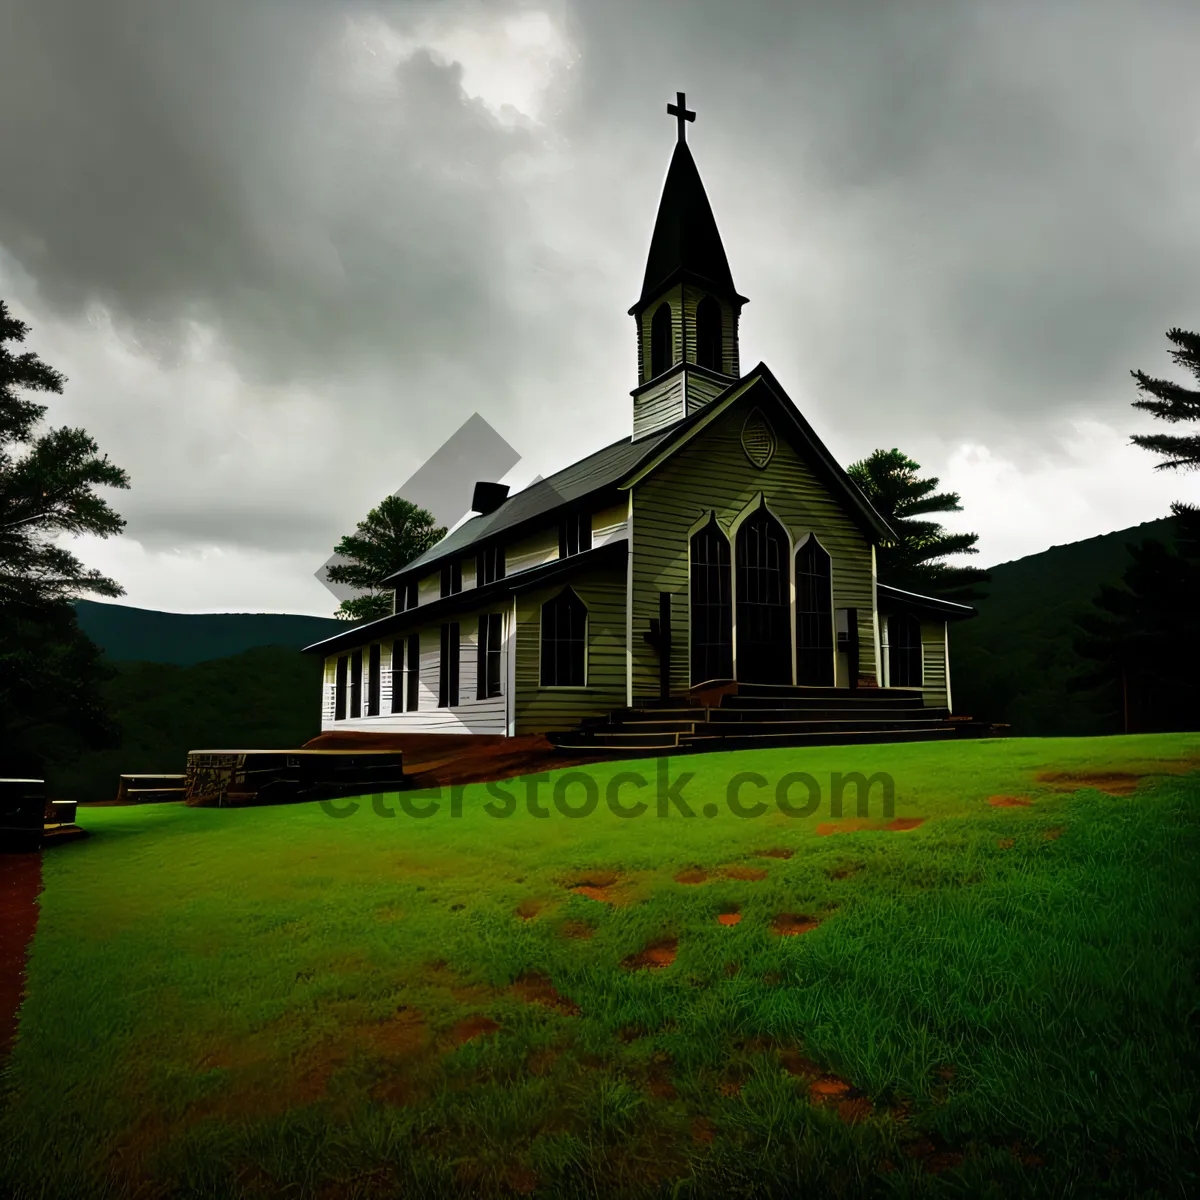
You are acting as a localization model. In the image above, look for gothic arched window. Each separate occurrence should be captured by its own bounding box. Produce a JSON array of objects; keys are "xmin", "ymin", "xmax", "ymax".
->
[
  {"xmin": 690, "ymin": 516, "xmax": 733, "ymax": 684},
  {"xmin": 541, "ymin": 587, "xmax": 587, "ymax": 686},
  {"xmin": 735, "ymin": 506, "xmax": 792, "ymax": 684},
  {"xmin": 795, "ymin": 538, "xmax": 834, "ymax": 686},
  {"xmin": 650, "ymin": 302, "xmax": 673, "ymax": 377},
  {"xmin": 696, "ymin": 295, "xmax": 722, "ymax": 371}
]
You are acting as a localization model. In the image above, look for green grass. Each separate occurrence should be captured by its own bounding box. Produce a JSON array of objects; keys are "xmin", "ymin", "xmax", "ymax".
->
[{"xmin": 3, "ymin": 735, "xmax": 1200, "ymax": 1199}]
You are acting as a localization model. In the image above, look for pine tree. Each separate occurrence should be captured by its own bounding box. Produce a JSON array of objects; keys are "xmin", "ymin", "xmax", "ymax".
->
[
  {"xmin": 846, "ymin": 448, "xmax": 989, "ymax": 601},
  {"xmin": 1, "ymin": 300, "xmax": 130, "ymax": 614},
  {"xmin": 1069, "ymin": 329, "xmax": 1200, "ymax": 733},
  {"xmin": 1130, "ymin": 328, "xmax": 1200, "ymax": 510},
  {"xmin": 1072, "ymin": 534, "xmax": 1200, "ymax": 733},
  {"xmin": 327, "ymin": 494, "xmax": 446, "ymax": 622},
  {"xmin": 0, "ymin": 300, "xmax": 130, "ymax": 775}
]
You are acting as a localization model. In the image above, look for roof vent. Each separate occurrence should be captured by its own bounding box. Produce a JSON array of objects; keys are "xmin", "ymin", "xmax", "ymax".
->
[{"xmin": 471, "ymin": 481, "xmax": 509, "ymax": 515}]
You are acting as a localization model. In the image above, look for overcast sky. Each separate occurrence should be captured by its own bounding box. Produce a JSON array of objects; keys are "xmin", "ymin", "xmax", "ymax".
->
[{"xmin": 2, "ymin": 0, "xmax": 1198, "ymax": 615}]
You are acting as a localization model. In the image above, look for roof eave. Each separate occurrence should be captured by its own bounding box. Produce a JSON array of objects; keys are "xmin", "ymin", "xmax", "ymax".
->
[{"xmin": 305, "ymin": 540, "xmax": 630, "ymax": 655}]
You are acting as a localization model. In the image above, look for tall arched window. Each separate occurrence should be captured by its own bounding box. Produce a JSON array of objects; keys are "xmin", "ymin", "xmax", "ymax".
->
[
  {"xmin": 887, "ymin": 614, "xmax": 923, "ymax": 687},
  {"xmin": 795, "ymin": 538, "xmax": 834, "ymax": 686},
  {"xmin": 650, "ymin": 302, "xmax": 673, "ymax": 377},
  {"xmin": 735, "ymin": 506, "xmax": 792, "ymax": 684},
  {"xmin": 696, "ymin": 295, "xmax": 722, "ymax": 371},
  {"xmin": 690, "ymin": 516, "xmax": 733, "ymax": 684},
  {"xmin": 541, "ymin": 587, "xmax": 587, "ymax": 686}
]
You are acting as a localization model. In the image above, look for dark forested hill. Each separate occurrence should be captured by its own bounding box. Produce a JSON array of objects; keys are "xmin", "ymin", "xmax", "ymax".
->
[
  {"xmin": 50, "ymin": 645, "xmax": 326, "ymax": 802},
  {"xmin": 951, "ymin": 516, "xmax": 1177, "ymax": 736},
  {"xmin": 72, "ymin": 599, "xmax": 343, "ymax": 665}
]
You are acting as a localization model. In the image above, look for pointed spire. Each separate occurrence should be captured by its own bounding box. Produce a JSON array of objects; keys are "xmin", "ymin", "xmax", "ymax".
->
[{"xmin": 630, "ymin": 108, "xmax": 747, "ymax": 316}]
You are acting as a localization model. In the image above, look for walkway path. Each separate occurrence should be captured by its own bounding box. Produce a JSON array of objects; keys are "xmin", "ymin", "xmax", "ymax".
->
[{"xmin": 0, "ymin": 852, "xmax": 43, "ymax": 1060}]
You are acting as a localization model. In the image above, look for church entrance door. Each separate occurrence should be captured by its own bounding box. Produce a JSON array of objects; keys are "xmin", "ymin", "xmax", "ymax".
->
[{"xmin": 734, "ymin": 507, "xmax": 792, "ymax": 684}]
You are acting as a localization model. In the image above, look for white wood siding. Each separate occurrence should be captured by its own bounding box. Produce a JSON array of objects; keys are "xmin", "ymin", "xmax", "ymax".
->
[
  {"xmin": 320, "ymin": 617, "xmax": 507, "ymax": 734},
  {"xmin": 417, "ymin": 572, "xmax": 441, "ymax": 605},
  {"xmin": 507, "ymin": 527, "xmax": 559, "ymax": 574},
  {"xmin": 685, "ymin": 370, "xmax": 727, "ymax": 413},
  {"xmin": 592, "ymin": 502, "xmax": 628, "ymax": 548},
  {"xmin": 633, "ymin": 373, "xmax": 685, "ymax": 440}
]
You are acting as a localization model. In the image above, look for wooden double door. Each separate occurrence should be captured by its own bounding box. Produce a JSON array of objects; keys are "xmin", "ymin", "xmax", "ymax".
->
[{"xmin": 689, "ymin": 509, "xmax": 835, "ymax": 687}]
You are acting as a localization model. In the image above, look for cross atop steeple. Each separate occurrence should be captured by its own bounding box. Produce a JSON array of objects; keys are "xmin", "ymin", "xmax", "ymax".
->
[{"xmin": 666, "ymin": 91, "xmax": 695, "ymax": 144}]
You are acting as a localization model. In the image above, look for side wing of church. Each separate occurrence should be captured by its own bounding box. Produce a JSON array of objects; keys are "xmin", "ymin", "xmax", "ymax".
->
[{"xmin": 302, "ymin": 95, "xmax": 974, "ymax": 740}]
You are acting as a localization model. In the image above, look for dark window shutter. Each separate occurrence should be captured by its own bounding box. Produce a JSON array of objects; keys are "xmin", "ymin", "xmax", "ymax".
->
[
  {"xmin": 335, "ymin": 655, "xmax": 348, "ymax": 720},
  {"xmin": 406, "ymin": 633, "xmax": 420, "ymax": 710},
  {"xmin": 367, "ymin": 644, "xmax": 381, "ymax": 716}
]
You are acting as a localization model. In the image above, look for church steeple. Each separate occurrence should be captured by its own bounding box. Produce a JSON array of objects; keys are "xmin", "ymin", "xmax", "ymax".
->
[{"xmin": 630, "ymin": 94, "xmax": 748, "ymax": 440}]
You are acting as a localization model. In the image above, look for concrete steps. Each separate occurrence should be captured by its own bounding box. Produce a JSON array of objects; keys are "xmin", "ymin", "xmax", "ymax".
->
[{"xmin": 548, "ymin": 685, "xmax": 966, "ymax": 755}]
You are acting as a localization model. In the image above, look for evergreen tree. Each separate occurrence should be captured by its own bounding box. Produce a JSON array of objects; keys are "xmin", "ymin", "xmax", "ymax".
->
[
  {"xmin": 1071, "ymin": 530, "xmax": 1200, "ymax": 733},
  {"xmin": 1130, "ymin": 327, "xmax": 1200, "ymax": 525},
  {"xmin": 1069, "ymin": 329, "xmax": 1200, "ymax": 733},
  {"xmin": 847, "ymin": 448, "xmax": 989, "ymax": 601},
  {"xmin": 327, "ymin": 494, "xmax": 446, "ymax": 622},
  {"xmin": 0, "ymin": 300, "xmax": 130, "ymax": 775}
]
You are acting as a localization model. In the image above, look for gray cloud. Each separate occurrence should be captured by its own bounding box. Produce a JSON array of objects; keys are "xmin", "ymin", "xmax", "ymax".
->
[{"xmin": 2, "ymin": 0, "xmax": 1198, "ymax": 604}]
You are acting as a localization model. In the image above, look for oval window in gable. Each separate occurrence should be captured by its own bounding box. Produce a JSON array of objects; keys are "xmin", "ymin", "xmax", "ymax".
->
[{"xmin": 741, "ymin": 409, "xmax": 776, "ymax": 469}]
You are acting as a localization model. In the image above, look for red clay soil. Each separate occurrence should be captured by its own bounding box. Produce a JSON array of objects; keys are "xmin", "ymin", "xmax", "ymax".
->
[
  {"xmin": 622, "ymin": 938, "xmax": 678, "ymax": 971},
  {"xmin": 0, "ymin": 851, "xmax": 43, "ymax": 1059},
  {"xmin": 302, "ymin": 730, "xmax": 614, "ymax": 789},
  {"xmin": 771, "ymin": 913, "xmax": 821, "ymax": 937},
  {"xmin": 989, "ymin": 795, "xmax": 1032, "ymax": 807}
]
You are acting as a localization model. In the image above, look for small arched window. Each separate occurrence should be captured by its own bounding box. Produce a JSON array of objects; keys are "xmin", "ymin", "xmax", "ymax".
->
[
  {"xmin": 650, "ymin": 303, "xmax": 673, "ymax": 377},
  {"xmin": 541, "ymin": 587, "xmax": 587, "ymax": 686},
  {"xmin": 696, "ymin": 295, "xmax": 722, "ymax": 371},
  {"xmin": 887, "ymin": 614, "xmax": 923, "ymax": 687},
  {"xmin": 690, "ymin": 516, "xmax": 733, "ymax": 684},
  {"xmin": 795, "ymin": 538, "xmax": 834, "ymax": 686}
]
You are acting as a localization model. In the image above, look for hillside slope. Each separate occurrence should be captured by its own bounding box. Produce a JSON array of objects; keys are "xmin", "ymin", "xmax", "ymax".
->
[
  {"xmin": 951, "ymin": 517, "xmax": 1176, "ymax": 735},
  {"xmin": 73, "ymin": 599, "xmax": 344, "ymax": 665}
]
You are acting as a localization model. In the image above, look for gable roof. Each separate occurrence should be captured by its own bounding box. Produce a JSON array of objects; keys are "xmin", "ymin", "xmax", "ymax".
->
[
  {"xmin": 382, "ymin": 364, "xmax": 894, "ymax": 586},
  {"xmin": 380, "ymin": 432, "xmax": 671, "ymax": 586},
  {"xmin": 619, "ymin": 365, "xmax": 896, "ymax": 543},
  {"xmin": 631, "ymin": 140, "xmax": 748, "ymax": 315}
]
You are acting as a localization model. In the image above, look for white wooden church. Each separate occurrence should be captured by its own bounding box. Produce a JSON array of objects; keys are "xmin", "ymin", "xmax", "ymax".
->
[{"xmin": 303, "ymin": 95, "xmax": 974, "ymax": 751}]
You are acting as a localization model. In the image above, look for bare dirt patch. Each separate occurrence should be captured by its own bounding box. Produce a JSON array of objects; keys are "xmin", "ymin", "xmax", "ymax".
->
[
  {"xmin": 450, "ymin": 1015, "xmax": 500, "ymax": 1045},
  {"xmin": 771, "ymin": 913, "xmax": 821, "ymax": 937},
  {"xmin": 622, "ymin": 938, "xmax": 678, "ymax": 971},
  {"xmin": 691, "ymin": 1116, "xmax": 716, "ymax": 1145},
  {"xmin": 717, "ymin": 911, "xmax": 742, "ymax": 927},
  {"xmin": 989, "ymin": 795, "xmax": 1032, "ymax": 807},
  {"xmin": 564, "ymin": 869, "xmax": 637, "ymax": 905},
  {"xmin": 817, "ymin": 817, "xmax": 925, "ymax": 835},
  {"xmin": 674, "ymin": 867, "xmax": 709, "ymax": 885},
  {"xmin": 722, "ymin": 865, "xmax": 768, "ymax": 881},
  {"xmin": 515, "ymin": 898, "xmax": 548, "ymax": 921},
  {"xmin": 997, "ymin": 838, "xmax": 1015, "ymax": 850},
  {"xmin": 1043, "ymin": 826, "xmax": 1065, "ymax": 841},
  {"xmin": 510, "ymin": 974, "xmax": 580, "ymax": 1017},
  {"xmin": 753, "ymin": 848, "xmax": 794, "ymax": 859},
  {"xmin": 1036, "ymin": 771, "xmax": 1141, "ymax": 796},
  {"xmin": 0, "ymin": 851, "xmax": 42, "ymax": 1059}
]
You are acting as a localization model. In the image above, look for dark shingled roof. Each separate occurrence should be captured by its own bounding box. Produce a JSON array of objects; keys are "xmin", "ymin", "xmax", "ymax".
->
[
  {"xmin": 632, "ymin": 140, "xmax": 747, "ymax": 314},
  {"xmin": 381, "ymin": 425, "xmax": 680, "ymax": 585}
]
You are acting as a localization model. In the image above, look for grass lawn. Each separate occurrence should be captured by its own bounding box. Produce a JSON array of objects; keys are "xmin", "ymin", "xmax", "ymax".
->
[{"xmin": 3, "ymin": 734, "xmax": 1200, "ymax": 1199}]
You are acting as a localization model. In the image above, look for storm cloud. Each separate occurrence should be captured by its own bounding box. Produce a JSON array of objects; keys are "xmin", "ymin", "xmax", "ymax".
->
[{"xmin": 1, "ymin": 0, "xmax": 1197, "ymax": 612}]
